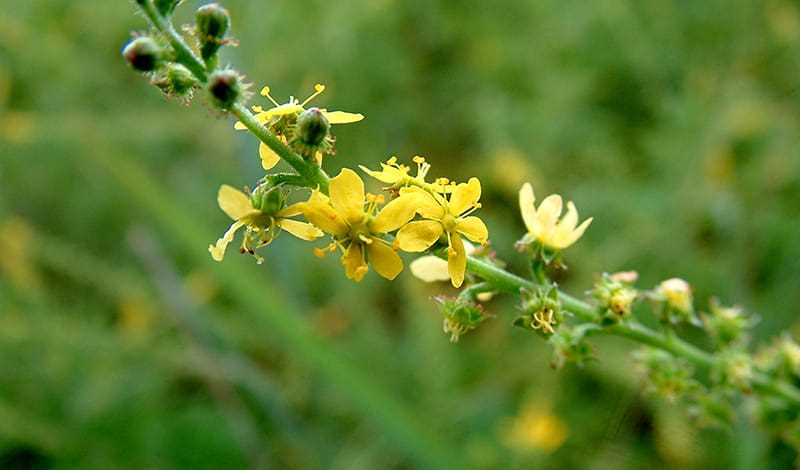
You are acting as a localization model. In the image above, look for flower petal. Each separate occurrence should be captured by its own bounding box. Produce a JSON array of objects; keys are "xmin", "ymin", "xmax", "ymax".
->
[
  {"xmin": 399, "ymin": 186, "xmax": 445, "ymax": 220},
  {"xmin": 558, "ymin": 201, "xmax": 579, "ymax": 234},
  {"xmin": 342, "ymin": 242, "xmax": 368, "ymax": 282},
  {"xmin": 448, "ymin": 177, "xmax": 481, "ymax": 216},
  {"xmin": 264, "ymin": 103, "xmax": 303, "ymax": 119},
  {"xmin": 556, "ymin": 217, "xmax": 592, "ymax": 249},
  {"xmin": 409, "ymin": 255, "xmax": 450, "ymax": 282},
  {"xmin": 396, "ymin": 220, "xmax": 443, "ymax": 252},
  {"xmin": 259, "ymin": 142, "xmax": 281, "ymax": 170},
  {"xmin": 300, "ymin": 191, "xmax": 349, "ymax": 237},
  {"xmin": 456, "ymin": 216, "xmax": 488, "ymax": 244},
  {"xmin": 208, "ymin": 220, "xmax": 245, "ymax": 262},
  {"xmin": 370, "ymin": 194, "xmax": 419, "ymax": 233},
  {"xmin": 323, "ymin": 110, "xmax": 365, "ymax": 124},
  {"xmin": 448, "ymin": 232, "xmax": 467, "ymax": 288},
  {"xmin": 359, "ymin": 162, "xmax": 408, "ymax": 184},
  {"xmin": 276, "ymin": 202, "xmax": 304, "ymax": 218},
  {"xmin": 330, "ymin": 168, "xmax": 366, "ymax": 224},
  {"xmin": 276, "ymin": 218, "xmax": 324, "ymax": 241},
  {"xmin": 366, "ymin": 239, "xmax": 403, "ymax": 280},
  {"xmin": 218, "ymin": 185, "xmax": 257, "ymax": 221},
  {"xmin": 519, "ymin": 183, "xmax": 540, "ymax": 235},
  {"xmin": 537, "ymin": 194, "xmax": 563, "ymax": 230}
]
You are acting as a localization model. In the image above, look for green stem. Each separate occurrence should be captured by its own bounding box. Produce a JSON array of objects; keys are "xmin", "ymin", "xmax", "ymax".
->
[
  {"xmin": 464, "ymin": 256, "xmax": 800, "ymax": 406},
  {"xmin": 230, "ymin": 103, "xmax": 330, "ymax": 193},
  {"xmin": 136, "ymin": 1, "xmax": 330, "ymax": 193},
  {"xmin": 138, "ymin": 1, "xmax": 207, "ymax": 82}
]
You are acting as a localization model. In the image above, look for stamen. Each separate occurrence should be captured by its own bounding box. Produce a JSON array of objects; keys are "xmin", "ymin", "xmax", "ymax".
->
[
  {"xmin": 301, "ymin": 83, "xmax": 326, "ymax": 106},
  {"xmin": 260, "ymin": 86, "xmax": 280, "ymax": 106}
]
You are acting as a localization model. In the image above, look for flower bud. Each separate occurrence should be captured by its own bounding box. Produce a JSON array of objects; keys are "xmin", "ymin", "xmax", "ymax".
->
[
  {"xmin": 122, "ymin": 37, "xmax": 163, "ymax": 72},
  {"xmin": 702, "ymin": 298, "xmax": 753, "ymax": 348},
  {"xmin": 654, "ymin": 278, "xmax": 698, "ymax": 325},
  {"xmin": 196, "ymin": 3, "xmax": 231, "ymax": 60},
  {"xmin": 207, "ymin": 69, "xmax": 241, "ymax": 109},
  {"xmin": 250, "ymin": 184, "xmax": 285, "ymax": 214},
  {"xmin": 592, "ymin": 272, "xmax": 638, "ymax": 323},
  {"xmin": 296, "ymin": 107, "xmax": 331, "ymax": 146},
  {"xmin": 162, "ymin": 63, "xmax": 197, "ymax": 95}
]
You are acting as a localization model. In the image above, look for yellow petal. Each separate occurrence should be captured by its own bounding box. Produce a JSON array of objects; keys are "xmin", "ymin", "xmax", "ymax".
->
[
  {"xmin": 558, "ymin": 201, "xmax": 579, "ymax": 234},
  {"xmin": 359, "ymin": 162, "xmax": 408, "ymax": 184},
  {"xmin": 448, "ymin": 177, "xmax": 481, "ymax": 216},
  {"xmin": 276, "ymin": 202, "xmax": 304, "ymax": 218},
  {"xmin": 342, "ymin": 242, "xmax": 368, "ymax": 282},
  {"xmin": 370, "ymin": 194, "xmax": 419, "ymax": 233},
  {"xmin": 366, "ymin": 239, "xmax": 403, "ymax": 280},
  {"xmin": 448, "ymin": 232, "xmax": 467, "ymax": 288},
  {"xmin": 276, "ymin": 218, "xmax": 324, "ymax": 241},
  {"xmin": 400, "ymin": 186, "xmax": 445, "ymax": 220},
  {"xmin": 456, "ymin": 216, "xmax": 488, "ymax": 244},
  {"xmin": 300, "ymin": 191, "xmax": 349, "ymax": 237},
  {"xmin": 323, "ymin": 110, "xmax": 365, "ymax": 124},
  {"xmin": 396, "ymin": 220, "xmax": 443, "ymax": 252},
  {"xmin": 234, "ymin": 121, "xmax": 247, "ymax": 130},
  {"xmin": 556, "ymin": 217, "xmax": 592, "ymax": 249},
  {"xmin": 330, "ymin": 168, "xmax": 366, "ymax": 224},
  {"xmin": 409, "ymin": 255, "xmax": 450, "ymax": 282},
  {"xmin": 519, "ymin": 183, "xmax": 540, "ymax": 235},
  {"xmin": 537, "ymin": 194, "xmax": 563, "ymax": 231},
  {"xmin": 259, "ymin": 142, "xmax": 281, "ymax": 170},
  {"xmin": 208, "ymin": 220, "xmax": 245, "ymax": 262},
  {"xmin": 218, "ymin": 185, "xmax": 257, "ymax": 221}
]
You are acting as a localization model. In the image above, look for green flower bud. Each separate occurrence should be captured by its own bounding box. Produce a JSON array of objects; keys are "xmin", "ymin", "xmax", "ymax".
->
[
  {"xmin": 250, "ymin": 184, "xmax": 285, "ymax": 214},
  {"xmin": 122, "ymin": 37, "xmax": 163, "ymax": 72},
  {"xmin": 196, "ymin": 3, "xmax": 231, "ymax": 60},
  {"xmin": 155, "ymin": 0, "xmax": 182, "ymax": 16},
  {"xmin": 702, "ymin": 298, "xmax": 753, "ymax": 348},
  {"xmin": 163, "ymin": 63, "xmax": 197, "ymax": 95},
  {"xmin": 592, "ymin": 272, "xmax": 638, "ymax": 324},
  {"xmin": 635, "ymin": 348, "xmax": 699, "ymax": 402},
  {"xmin": 207, "ymin": 69, "xmax": 241, "ymax": 109},
  {"xmin": 296, "ymin": 107, "xmax": 331, "ymax": 146}
]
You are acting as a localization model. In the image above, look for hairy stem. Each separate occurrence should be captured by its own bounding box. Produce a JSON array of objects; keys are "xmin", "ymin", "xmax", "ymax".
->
[
  {"xmin": 465, "ymin": 256, "xmax": 800, "ymax": 406},
  {"xmin": 137, "ymin": 1, "xmax": 330, "ymax": 193}
]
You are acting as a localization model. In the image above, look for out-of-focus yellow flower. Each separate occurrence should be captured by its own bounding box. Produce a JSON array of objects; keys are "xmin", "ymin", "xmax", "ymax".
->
[
  {"xmin": 209, "ymin": 185, "xmax": 322, "ymax": 262},
  {"xmin": 518, "ymin": 182, "xmax": 592, "ymax": 251},
  {"xmin": 301, "ymin": 169, "xmax": 419, "ymax": 281},
  {"xmin": 395, "ymin": 178, "xmax": 488, "ymax": 288},
  {"xmin": 656, "ymin": 278, "xmax": 693, "ymax": 314},
  {"xmin": 0, "ymin": 217, "xmax": 40, "ymax": 291},
  {"xmin": 234, "ymin": 84, "xmax": 364, "ymax": 169},
  {"xmin": 502, "ymin": 403, "xmax": 568, "ymax": 454}
]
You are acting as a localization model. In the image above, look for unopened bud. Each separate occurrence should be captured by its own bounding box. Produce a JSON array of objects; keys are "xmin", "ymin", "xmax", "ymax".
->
[
  {"xmin": 654, "ymin": 277, "xmax": 698, "ymax": 325},
  {"xmin": 122, "ymin": 37, "xmax": 163, "ymax": 72},
  {"xmin": 163, "ymin": 63, "xmax": 197, "ymax": 95},
  {"xmin": 702, "ymin": 298, "xmax": 753, "ymax": 348},
  {"xmin": 196, "ymin": 3, "xmax": 231, "ymax": 59},
  {"xmin": 207, "ymin": 69, "xmax": 241, "ymax": 109},
  {"xmin": 296, "ymin": 108, "xmax": 331, "ymax": 146},
  {"xmin": 250, "ymin": 185, "xmax": 285, "ymax": 214}
]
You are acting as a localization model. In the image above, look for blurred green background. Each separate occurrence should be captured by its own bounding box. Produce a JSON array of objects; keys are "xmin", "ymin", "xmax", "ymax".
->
[{"xmin": 2, "ymin": 0, "xmax": 800, "ymax": 468}]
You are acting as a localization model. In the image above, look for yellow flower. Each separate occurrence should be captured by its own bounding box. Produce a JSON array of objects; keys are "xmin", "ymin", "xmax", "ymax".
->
[
  {"xmin": 395, "ymin": 178, "xmax": 488, "ymax": 288},
  {"xmin": 209, "ymin": 185, "xmax": 323, "ymax": 262},
  {"xmin": 518, "ymin": 182, "xmax": 592, "ymax": 251},
  {"xmin": 234, "ymin": 84, "xmax": 364, "ymax": 170},
  {"xmin": 360, "ymin": 155, "xmax": 451, "ymax": 192},
  {"xmin": 502, "ymin": 403, "xmax": 568, "ymax": 454},
  {"xmin": 300, "ymin": 168, "xmax": 419, "ymax": 281}
]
